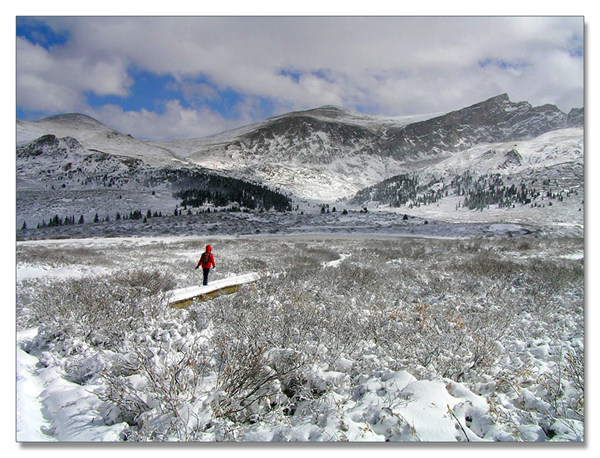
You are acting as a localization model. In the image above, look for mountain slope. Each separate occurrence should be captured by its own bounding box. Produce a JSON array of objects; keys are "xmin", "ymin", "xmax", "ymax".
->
[
  {"xmin": 351, "ymin": 127, "xmax": 583, "ymax": 204},
  {"xmin": 379, "ymin": 94, "xmax": 571, "ymax": 160},
  {"xmin": 17, "ymin": 114, "xmax": 181, "ymax": 166},
  {"xmin": 150, "ymin": 94, "xmax": 582, "ymax": 199},
  {"xmin": 15, "ymin": 130, "xmax": 293, "ymax": 232},
  {"xmin": 16, "ymin": 94, "xmax": 583, "ymax": 211}
]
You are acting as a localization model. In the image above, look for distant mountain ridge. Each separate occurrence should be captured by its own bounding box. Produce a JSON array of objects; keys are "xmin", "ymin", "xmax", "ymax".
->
[
  {"xmin": 378, "ymin": 94, "xmax": 575, "ymax": 159},
  {"xmin": 151, "ymin": 94, "xmax": 580, "ymax": 167},
  {"xmin": 16, "ymin": 94, "xmax": 583, "ymax": 203},
  {"xmin": 17, "ymin": 113, "xmax": 179, "ymax": 165},
  {"xmin": 161, "ymin": 94, "xmax": 582, "ymax": 199}
]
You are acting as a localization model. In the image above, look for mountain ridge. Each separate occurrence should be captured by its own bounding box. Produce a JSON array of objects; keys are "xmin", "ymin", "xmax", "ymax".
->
[
  {"xmin": 16, "ymin": 94, "xmax": 583, "ymax": 204},
  {"xmin": 15, "ymin": 94, "xmax": 584, "ymax": 236}
]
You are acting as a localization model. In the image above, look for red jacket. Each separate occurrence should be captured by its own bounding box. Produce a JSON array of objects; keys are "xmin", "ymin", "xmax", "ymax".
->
[{"xmin": 198, "ymin": 245, "xmax": 216, "ymax": 269}]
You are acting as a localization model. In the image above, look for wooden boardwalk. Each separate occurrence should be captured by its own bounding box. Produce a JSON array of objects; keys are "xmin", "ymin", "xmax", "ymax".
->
[{"xmin": 167, "ymin": 272, "xmax": 260, "ymax": 309}]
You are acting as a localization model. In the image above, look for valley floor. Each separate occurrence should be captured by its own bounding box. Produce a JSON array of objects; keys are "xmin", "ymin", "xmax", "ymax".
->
[
  {"xmin": 15, "ymin": 227, "xmax": 584, "ymax": 442},
  {"xmin": 16, "ymin": 203, "xmax": 584, "ymax": 243}
]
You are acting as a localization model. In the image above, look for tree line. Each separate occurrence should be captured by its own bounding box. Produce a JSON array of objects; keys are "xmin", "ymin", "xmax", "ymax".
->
[
  {"xmin": 350, "ymin": 173, "xmax": 447, "ymax": 208},
  {"xmin": 31, "ymin": 209, "xmax": 164, "ymax": 229},
  {"xmin": 351, "ymin": 170, "xmax": 578, "ymax": 212},
  {"xmin": 171, "ymin": 170, "xmax": 292, "ymax": 212}
]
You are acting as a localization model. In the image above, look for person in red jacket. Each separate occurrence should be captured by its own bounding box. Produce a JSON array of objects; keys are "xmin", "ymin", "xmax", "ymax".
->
[{"xmin": 195, "ymin": 244, "xmax": 216, "ymax": 286}]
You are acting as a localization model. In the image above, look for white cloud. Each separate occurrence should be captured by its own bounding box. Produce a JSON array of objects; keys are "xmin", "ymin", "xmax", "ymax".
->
[
  {"xmin": 17, "ymin": 16, "xmax": 584, "ymax": 139},
  {"xmin": 17, "ymin": 35, "xmax": 133, "ymax": 112},
  {"xmin": 16, "ymin": 38, "xmax": 86, "ymax": 112},
  {"xmin": 88, "ymin": 100, "xmax": 244, "ymax": 141}
]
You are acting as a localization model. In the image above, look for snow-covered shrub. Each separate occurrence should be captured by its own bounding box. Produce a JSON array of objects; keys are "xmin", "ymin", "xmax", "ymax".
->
[
  {"xmin": 452, "ymin": 252, "xmax": 523, "ymax": 284},
  {"xmin": 202, "ymin": 285, "xmax": 317, "ymax": 422},
  {"xmin": 16, "ymin": 244, "xmax": 106, "ymax": 266},
  {"xmin": 17, "ymin": 235, "xmax": 584, "ymax": 442},
  {"xmin": 25, "ymin": 269, "xmax": 176, "ymax": 348},
  {"xmin": 484, "ymin": 341, "xmax": 584, "ymax": 442},
  {"xmin": 114, "ymin": 269, "xmax": 177, "ymax": 295},
  {"xmin": 398, "ymin": 301, "xmax": 509, "ymax": 380},
  {"xmin": 539, "ymin": 344, "xmax": 584, "ymax": 424},
  {"xmin": 211, "ymin": 338, "xmax": 285, "ymax": 422},
  {"xmin": 98, "ymin": 331, "xmax": 213, "ymax": 440}
]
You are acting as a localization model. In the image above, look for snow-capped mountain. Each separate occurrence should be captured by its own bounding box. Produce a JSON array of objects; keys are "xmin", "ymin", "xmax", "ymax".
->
[
  {"xmin": 16, "ymin": 94, "xmax": 583, "ymax": 232},
  {"xmin": 17, "ymin": 113, "xmax": 179, "ymax": 166},
  {"xmin": 157, "ymin": 94, "xmax": 579, "ymax": 163},
  {"xmin": 150, "ymin": 93, "xmax": 582, "ymax": 199}
]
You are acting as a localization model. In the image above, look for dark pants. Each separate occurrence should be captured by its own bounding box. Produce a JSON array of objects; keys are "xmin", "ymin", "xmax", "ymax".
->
[{"xmin": 202, "ymin": 268, "xmax": 211, "ymax": 286}]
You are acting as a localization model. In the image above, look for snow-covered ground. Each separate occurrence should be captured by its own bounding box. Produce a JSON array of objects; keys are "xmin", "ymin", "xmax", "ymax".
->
[
  {"xmin": 15, "ymin": 228, "xmax": 584, "ymax": 444},
  {"xmin": 11, "ymin": 98, "xmax": 588, "ymax": 452}
]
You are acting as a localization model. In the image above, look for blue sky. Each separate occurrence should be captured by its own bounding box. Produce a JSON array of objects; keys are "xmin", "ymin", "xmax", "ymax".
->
[{"xmin": 16, "ymin": 15, "xmax": 584, "ymax": 141}]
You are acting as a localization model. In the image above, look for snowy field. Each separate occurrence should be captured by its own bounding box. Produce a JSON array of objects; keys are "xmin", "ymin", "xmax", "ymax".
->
[
  {"xmin": 17, "ymin": 200, "xmax": 584, "ymax": 242},
  {"xmin": 15, "ymin": 228, "xmax": 584, "ymax": 443}
]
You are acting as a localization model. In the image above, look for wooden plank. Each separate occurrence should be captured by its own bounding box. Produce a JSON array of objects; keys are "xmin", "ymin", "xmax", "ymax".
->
[
  {"xmin": 170, "ymin": 284, "xmax": 241, "ymax": 309},
  {"xmin": 167, "ymin": 273, "xmax": 259, "ymax": 309}
]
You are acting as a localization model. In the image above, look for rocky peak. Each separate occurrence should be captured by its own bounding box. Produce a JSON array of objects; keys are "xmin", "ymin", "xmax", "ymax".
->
[
  {"xmin": 567, "ymin": 108, "xmax": 584, "ymax": 127},
  {"xmin": 380, "ymin": 95, "xmax": 569, "ymax": 160},
  {"xmin": 206, "ymin": 94, "xmax": 579, "ymax": 166},
  {"xmin": 17, "ymin": 134, "xmax": 84, "ymax": 160},
  {"xmin": 500, "ymin": 149, "xmax": 523, "ymax": 169}
]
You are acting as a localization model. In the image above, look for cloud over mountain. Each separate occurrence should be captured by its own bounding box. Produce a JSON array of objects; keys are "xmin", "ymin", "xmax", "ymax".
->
[{"xmin": 17, "ymin": 16, "xmax": 583, "ymax": 141}]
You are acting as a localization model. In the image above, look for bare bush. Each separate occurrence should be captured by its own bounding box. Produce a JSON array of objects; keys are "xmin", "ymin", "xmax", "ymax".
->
[
  {"xmin": 540, "ymin": 345, "xmax": 584, "ymax": 423},
  {"xmin": 95, "ymin": 332, "xmax": 214, "ymax": 441},
  {"xmin": 451, "ymin": 254, "xmax": 523, "ymax": 283},
  {"xmin": 16, "ymin": 244, "xmax": 106, "ymax": 266},
  {"xmin": 17, "ymin": 235, "xmax": 584, "ymax": 441},
  {"xmin": 26, "ymin": 269, "xmax": 175, "ymax": 348}
]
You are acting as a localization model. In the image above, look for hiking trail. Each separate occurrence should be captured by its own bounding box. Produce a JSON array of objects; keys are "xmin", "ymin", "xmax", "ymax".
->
[{"xmin": 167, "ymin": 272, "xmax": 260, "ymax": 308}]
